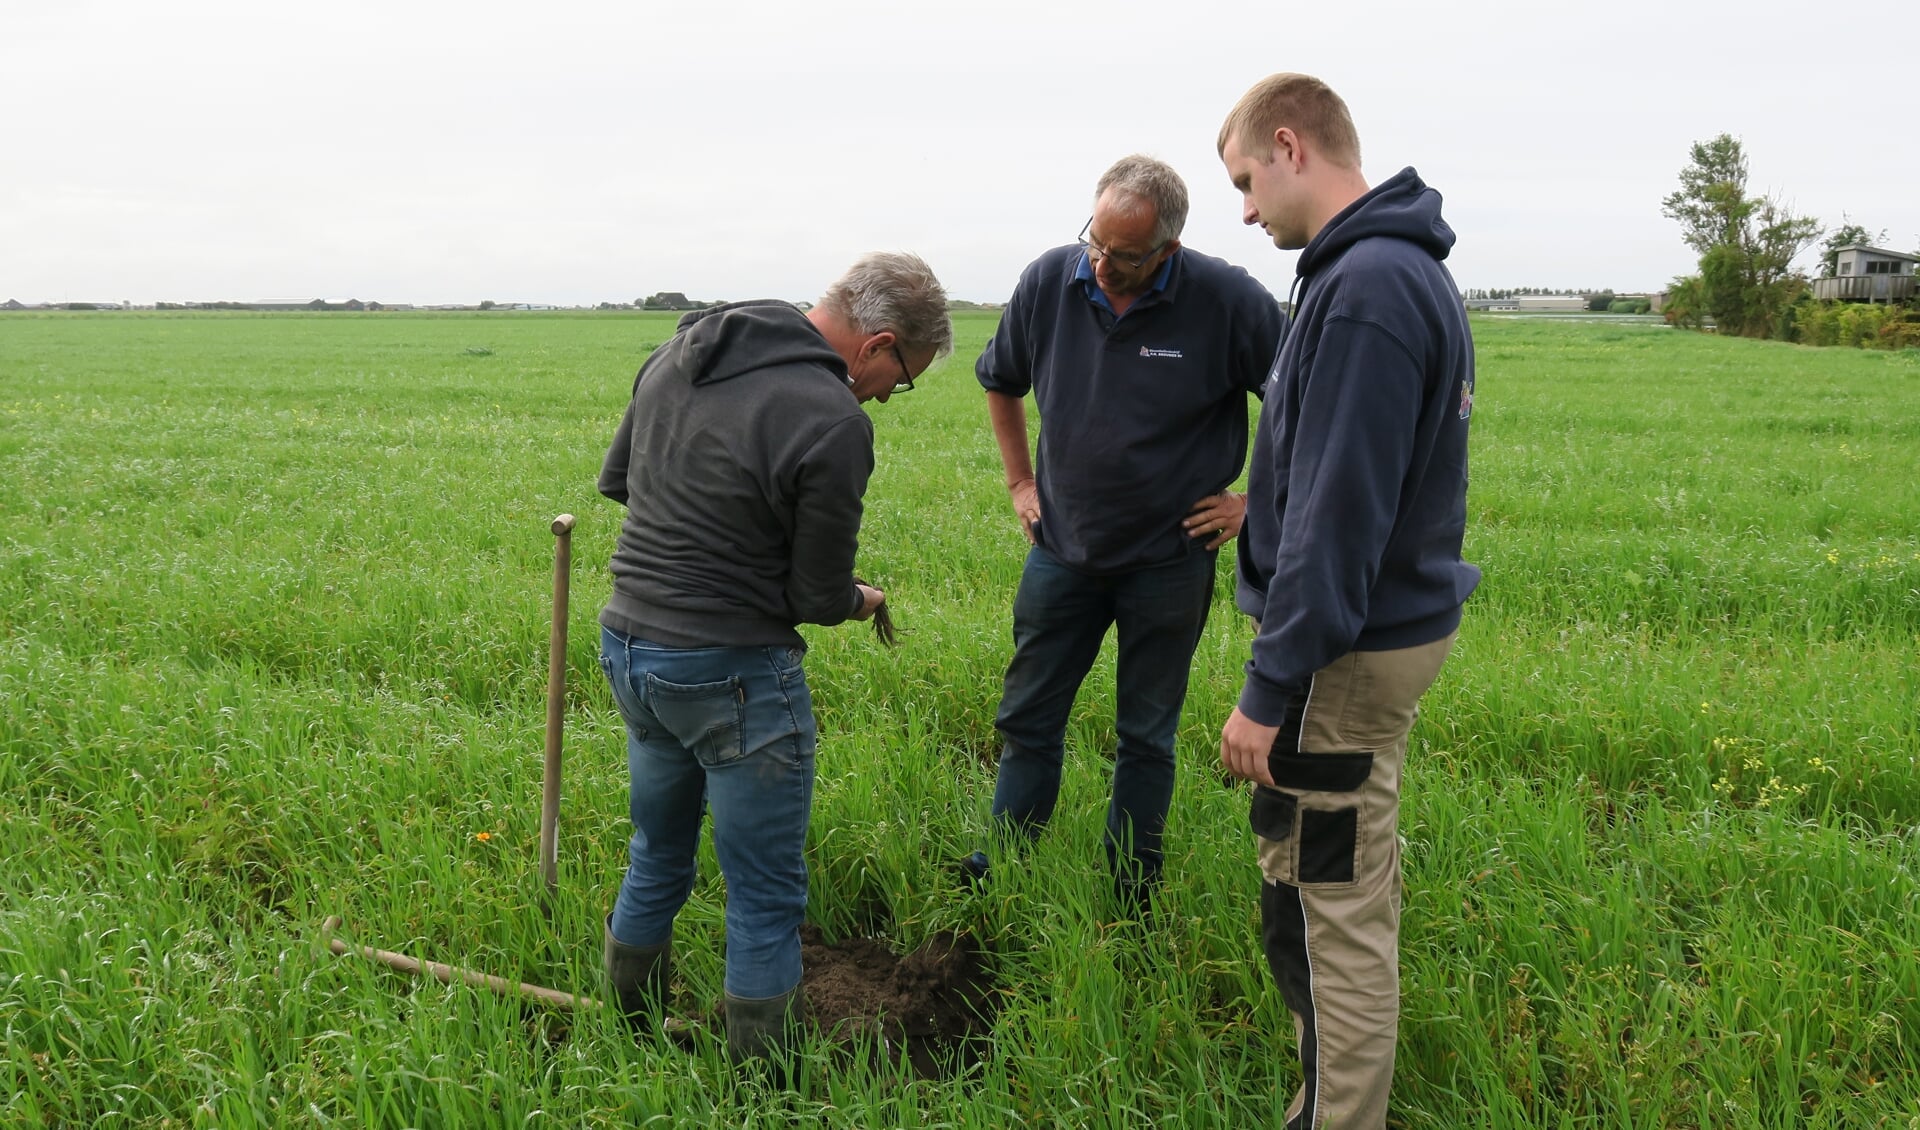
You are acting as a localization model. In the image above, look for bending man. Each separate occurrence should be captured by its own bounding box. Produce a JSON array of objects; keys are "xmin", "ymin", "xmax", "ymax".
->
[{"xmin": 596, "ymin": 253, "xmax": 951, "ymax": 1065}]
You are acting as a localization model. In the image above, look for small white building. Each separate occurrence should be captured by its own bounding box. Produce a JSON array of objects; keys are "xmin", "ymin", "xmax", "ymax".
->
[
  {"xmin": 1834, "ymin": 245, "xmax": 1916, "ymax": 278},
  {"xmin": 1516, "ymin": 294, "xmax": 1587, "ymax": 312},
  {"xmin": 1814, "ymin": 245, "xmax": 1918, "ymax": 303}
]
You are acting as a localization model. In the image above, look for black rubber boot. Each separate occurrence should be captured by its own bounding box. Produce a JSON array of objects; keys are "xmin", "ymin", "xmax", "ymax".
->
[
  {"xmin": 956, "ymin": 850, "xmax": 991, "ymax": 887},
  {"xmin": 602, "ymin": 915, "xmax": 671, "ymax": 1035},
  {"xmin": 724, "ymin": 984, "xmax": 806, "ymax": 1066}
]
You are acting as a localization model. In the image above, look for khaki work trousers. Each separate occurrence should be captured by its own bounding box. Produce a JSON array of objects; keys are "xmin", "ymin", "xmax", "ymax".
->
[{"xmin": 1250, "ymin": 633, "xmax": 1455, "ymax": 1130}]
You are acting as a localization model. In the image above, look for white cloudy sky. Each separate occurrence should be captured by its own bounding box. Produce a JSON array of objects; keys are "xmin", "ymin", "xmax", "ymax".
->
[{"xmin": 4, "ymin": 0, "xmax": 1914, "ymax": 305}]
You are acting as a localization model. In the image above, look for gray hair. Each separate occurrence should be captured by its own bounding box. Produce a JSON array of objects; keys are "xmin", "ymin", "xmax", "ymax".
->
[
  {"xmin": 818, "ymin": 251, "xmax": 954, "ymax": 360},
  {"xmin": 1094, "ymin": 155, "xmax": 1189, "ymax": 247}
]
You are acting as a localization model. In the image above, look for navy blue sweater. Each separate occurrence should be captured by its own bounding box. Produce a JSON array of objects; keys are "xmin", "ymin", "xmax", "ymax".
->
[
  {"xmin": 1236, "ymin": 167, "xmax": 1481, "ymax": 725},
  {"xmin": 977, "ymin": 246, "xmax": 1285, "ymax": 574}
]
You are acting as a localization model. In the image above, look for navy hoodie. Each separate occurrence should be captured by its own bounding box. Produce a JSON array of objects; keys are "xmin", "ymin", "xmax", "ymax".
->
[
  {"xmin": 1236, "ymin": 167, "xmax": 1480, "ymax": 725},
  {"xmin": 598, "ymin": 301, "xmax": 873, "ymax": 649}
]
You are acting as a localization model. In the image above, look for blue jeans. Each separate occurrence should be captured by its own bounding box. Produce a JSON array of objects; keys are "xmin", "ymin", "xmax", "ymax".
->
[
  {"xmin": 598, "ymin": 625, "xmax": 817, "ymax": 1001},
  {"xmin": 990, "ymin": 545, "xmax": 1217, "ymax": 887}
]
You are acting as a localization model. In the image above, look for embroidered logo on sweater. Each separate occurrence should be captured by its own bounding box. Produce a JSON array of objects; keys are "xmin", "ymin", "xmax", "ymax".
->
[{"xmin": 1138, "ymin": 346, "xmax": 1184, "ymax": 359}]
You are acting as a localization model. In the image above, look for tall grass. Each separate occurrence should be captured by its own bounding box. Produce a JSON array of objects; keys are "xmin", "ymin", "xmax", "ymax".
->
[{"xmin": 2, "ymin": 311, "xmax": 1916, "ymax": 1127}]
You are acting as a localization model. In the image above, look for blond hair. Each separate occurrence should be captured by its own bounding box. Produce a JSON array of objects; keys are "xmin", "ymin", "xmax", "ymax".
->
[{"xmin": 1217, "ymin": 73, "xmax": 1361, "ymax": 169}]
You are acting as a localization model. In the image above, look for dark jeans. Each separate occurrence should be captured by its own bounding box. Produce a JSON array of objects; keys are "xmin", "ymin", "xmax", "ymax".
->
[{"xmin": 989, "ymin": 544, "xmax": 1217, "ymax": 888}]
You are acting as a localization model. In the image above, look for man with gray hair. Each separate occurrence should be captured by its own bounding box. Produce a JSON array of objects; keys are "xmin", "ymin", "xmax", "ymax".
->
[
  {"xmin": 962, "ymin": 156, "xmax": 1285, "ymax": 910},
  {"xmin": 596, "ymin": 252, "xmax": 950, "ymax": 1067}
]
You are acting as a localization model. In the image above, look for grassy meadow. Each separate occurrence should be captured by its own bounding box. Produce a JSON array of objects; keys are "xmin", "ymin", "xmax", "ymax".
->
[{"xmin": 2, "ymin": 310, "xmax": 1917, "ymax": 1128}]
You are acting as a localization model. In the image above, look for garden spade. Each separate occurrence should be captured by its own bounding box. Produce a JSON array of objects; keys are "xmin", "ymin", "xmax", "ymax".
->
[
  {"xmin": 321, "ymin": 514, "xmax": 697, "ymax": 1037},
  {"xmin": 539, "ymin": 513, "xmax": 574, "ymax": 903}
]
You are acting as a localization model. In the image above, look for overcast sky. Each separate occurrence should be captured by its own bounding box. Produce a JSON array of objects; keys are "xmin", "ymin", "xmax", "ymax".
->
[{"xmin": 4, "ymin": 0, "xmax": 1914, "ymax": 306}]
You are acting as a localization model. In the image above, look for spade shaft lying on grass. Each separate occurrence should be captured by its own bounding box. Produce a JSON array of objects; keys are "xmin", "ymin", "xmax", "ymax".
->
[
  {"xmin": 319, "ymin": 915, "xmax": 694, "ymax": 1035},
  {"xmin": 321, "ymin": 915, "xmax": 600, "ymax": 1010}
]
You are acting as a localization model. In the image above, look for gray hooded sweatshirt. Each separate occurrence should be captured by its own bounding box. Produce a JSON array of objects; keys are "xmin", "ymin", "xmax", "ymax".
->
[{"xmin": 598, "ymin": 300, "xmax": 874, "ymax": 649}]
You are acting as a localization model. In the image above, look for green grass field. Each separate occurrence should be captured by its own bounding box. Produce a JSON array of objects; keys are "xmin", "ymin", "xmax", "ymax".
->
[{"xmin": 2, "ymin": 311, "xmax": 1917, "ymax": 1128}]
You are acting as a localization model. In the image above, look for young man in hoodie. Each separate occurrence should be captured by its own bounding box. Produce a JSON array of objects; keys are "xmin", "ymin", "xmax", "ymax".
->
[
  {"xmin": 595, "ymin": 252, "xmax": 951, "ymax": 1066},
  {"xmin": 1215, "ymin": 75, "xmax": 1480, "ymax": 1128},
  {"xmin": 964, "ymin": 155, "xmax": 1285, "ymax": 909}
]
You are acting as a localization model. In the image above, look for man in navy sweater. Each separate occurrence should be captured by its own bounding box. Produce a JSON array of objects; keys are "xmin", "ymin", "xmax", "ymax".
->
[
  {"xmin": 1216, "ymin": 75, "xmax": 1480, "ymax": 1128},
  {"xmin": 965, "ymin": 154, "xmax": 1286, "ymax": 908}
]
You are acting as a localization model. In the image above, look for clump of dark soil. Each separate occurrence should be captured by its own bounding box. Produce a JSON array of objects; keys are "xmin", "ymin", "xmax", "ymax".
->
[{"xmin": 800, "ymin": 924, "xmax": 996, "ymax": 1077}]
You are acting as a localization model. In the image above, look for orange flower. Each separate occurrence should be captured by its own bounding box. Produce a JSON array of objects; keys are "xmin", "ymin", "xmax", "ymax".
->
[{"xmin": 474, "ymin": 832, "xmax": 492, "ymax": 842}]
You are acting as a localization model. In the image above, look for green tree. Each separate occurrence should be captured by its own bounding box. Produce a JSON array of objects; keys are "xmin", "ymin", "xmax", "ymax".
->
[
  {"xmin": 1660, "ymin": 134, "xmax": 1822, "ymax": 337},
  {"xmin": 1662, "ymin": 135, "xmax": 1751, "ymax": 256},
  {"xmin": 1818, "ymin": 218, "xmax": 1887, "ymax": 278},
  {"xmin": 1662, "ymin": 275, "xmax": 1708, "ymax": 330}
]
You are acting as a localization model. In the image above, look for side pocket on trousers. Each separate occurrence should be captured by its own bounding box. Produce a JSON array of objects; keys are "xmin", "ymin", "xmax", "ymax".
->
[
  {"xmin": 1249, "ymin": 786, "xmax": 1297, "ymax": 842},
  {"xmin": 1262, "ymin": 751, "xmax": 1372, "ymax": 890},
  {"xmin": 1266, "ymin": 750, "xmax": 1372, "ymax": 792},
  {"xmin": 1298, "ymin": 807, "xmax": 1359, "ymax": 884}
]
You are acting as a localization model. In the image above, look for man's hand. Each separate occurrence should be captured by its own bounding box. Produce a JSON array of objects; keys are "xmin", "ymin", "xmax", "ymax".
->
[
  {"xmin": 1183, "ymin": 491, "xmax": 1246, "ymax": 551},
  {"xmin": 1008, "ymin": 478, "xmax": 1042, "ymax": 544},
  {"xmin": 851, "ymin": 584, "xmax": 886, "ymax": 620},
  {"xmin": 1220, "ymin": 707, "xmax": 1280, "ymax": 787}
]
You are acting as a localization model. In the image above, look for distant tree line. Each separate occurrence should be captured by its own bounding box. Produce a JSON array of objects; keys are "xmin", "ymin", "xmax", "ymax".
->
[
  {"xmin": 1462, "ymin": 287, "xmax": 1596, "ymax": 299},
  {"xmin": 1460, "ymin": 288, "xmax": 1653, "ymax": 314},
  {"xmin": 639, "ymin": 292, "xmax": 720, "ymax": 311}
]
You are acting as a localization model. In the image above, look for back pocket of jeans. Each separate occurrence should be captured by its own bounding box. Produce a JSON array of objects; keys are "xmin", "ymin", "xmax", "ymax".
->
[{"xmin": 645, "ymin": 673, "xmax": 746, "ymax": 767}]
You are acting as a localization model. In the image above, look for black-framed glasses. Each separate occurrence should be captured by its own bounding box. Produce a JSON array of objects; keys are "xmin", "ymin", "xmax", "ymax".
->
[
  {"xmin": 889, "ymin": 343, "xmax": 916, "ymax": 394},
  {"xmin": 1077, "ymin": 217, "xmax": 1165, "ymax": 270}
]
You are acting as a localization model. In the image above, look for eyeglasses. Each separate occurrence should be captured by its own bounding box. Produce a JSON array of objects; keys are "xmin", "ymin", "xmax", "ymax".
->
[
  {"xmin": 889, "ymin": 343, "xmax": 916, "ymax": 394},
  {"xmin": 1077, "ymin": 217, "xmax": 1166, "ymax": 270}
]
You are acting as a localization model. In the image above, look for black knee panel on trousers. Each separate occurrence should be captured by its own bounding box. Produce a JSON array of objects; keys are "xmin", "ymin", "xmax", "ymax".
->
[{"xmin": 1261, "ymin": 879, "xmax": 1320, "ymax": 1130}]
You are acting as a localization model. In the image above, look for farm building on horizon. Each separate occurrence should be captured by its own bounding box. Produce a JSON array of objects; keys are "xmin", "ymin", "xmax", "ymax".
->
[
  {"xmin": 1813, "ymin": 246, "xmax": 1918, "ymax": 303},
  {"xmin": 1463, "ymin": 294, "xmax": 1601, "ymax": 313},
  {"xmin": 1515, "ymin": 294, "xmax": 1587, "ymax": 312}
]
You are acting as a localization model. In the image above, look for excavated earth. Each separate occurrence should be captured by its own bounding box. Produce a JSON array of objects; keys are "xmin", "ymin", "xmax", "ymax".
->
[{"xmin": 799, "ymin": 924, "xmax": 997, "ymax": 1077}]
